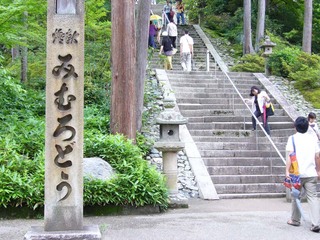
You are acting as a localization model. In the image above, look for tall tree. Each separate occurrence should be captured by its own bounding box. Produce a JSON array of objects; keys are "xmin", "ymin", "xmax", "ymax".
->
[
  {"xmin": 20, "ymin": 11, "xmax": 28, "ymax": 83},
  {"xmin": 302, "ymin": 0, "xmax": 313, "ymax": 53},
  {"xmin": 255, "ymin": 0, "xmax": 266, "ymax": 52},
  {"xmin": 110, "ymin": 0, "xmax": 137, "ymax": 140},
  {"xmin": 243, "ymin": 0, "xmax": 255, "ymax": 54},
  {"xmin": 135, "ymin": 0, "xmax": 151, "ymax": 132}
]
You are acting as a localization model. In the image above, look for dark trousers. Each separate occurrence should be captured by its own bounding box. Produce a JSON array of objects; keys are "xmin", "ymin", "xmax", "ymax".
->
[
  {"xmin": 169, "ymin": 36, "xmax": 176, "ymax": 48},
  {"xmin": 148, "ymin": 35, "xmax": 156, "ymax": 48},
  {"xmin": 252, "ymin": 110, "xmax": 270, "ymax": 135}
]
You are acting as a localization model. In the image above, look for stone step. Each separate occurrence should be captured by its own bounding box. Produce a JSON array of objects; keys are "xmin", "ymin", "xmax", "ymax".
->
[
  {"xmin": 177, "ymin": 103, "xmax": 282, "ymax": 111},
  {"xmin": 193, "ymin": 135, "xmax": 289, "ymax": 143},
  {"xmin": 180, "ymin": 109, "xmax": 287, "ymax": 117},
  {"xmin": 195, "ymin": 141, "xmax": 286, "ymax": 151},
  {"xmin": 186, "ymin": 122, "xmax": 293, "ymax": 130},
  {"xmin": 167, "ymin": 70, "xmax": 254, "ymax": 77},
  {"xmin": 172, "ymin": 85, "xmax": 273, "ymax": 94},
  {"xmin": 218, "ymin": 192, "xmax": 286, "ymax": 199},
  {"xmin": 207, "ymin": 166, "xmax": 284, "ymax": 176},
  {"xmin": 214, "ymin": 183, "xmax": 285, "ymax": 194},
  {"xmin": 169, "ymin": 78, "xmax": 263, "ymax": 86},
  {"xmin": 199, "ymin": 149, "xmax": 285, "ymax": 158},
  {"xmin": 189, "ymin": 129, "xmax": 295, "ymax": 137},
  {"xmin": 202, "ymin": 157, "xmax": 284, "ymax": 167},
  {"xmin": 174, "ymin": 92, "xmax": 241, "ymax": 99},
  {"xmin": 185, "ymin": 115, "xmax": 291, "ymax": 123},
  {"xmin": 211, "ymin": 175, "xmax": 284, "ymax": 184}
]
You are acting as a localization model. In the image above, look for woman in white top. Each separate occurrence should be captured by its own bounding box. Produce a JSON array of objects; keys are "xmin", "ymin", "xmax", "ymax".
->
[{"xmin": 246, "ymin": 86, "xmax": 271, "ymax": 135}]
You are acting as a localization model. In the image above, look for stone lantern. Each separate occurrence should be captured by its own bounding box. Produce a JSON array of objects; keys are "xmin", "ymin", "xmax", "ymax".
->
[
  {"xmin": 261, "ymin": 36, "xmax": 276, "ymax": 75},
  {"xmin": 154, "ymin": 96, "xmax": 188, "ymax": 206}
]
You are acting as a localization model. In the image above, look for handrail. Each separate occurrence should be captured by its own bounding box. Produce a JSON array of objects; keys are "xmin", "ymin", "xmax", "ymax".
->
[{"xmin": 218, "ymin": 68, "xmax": 286, "ymax": 165}]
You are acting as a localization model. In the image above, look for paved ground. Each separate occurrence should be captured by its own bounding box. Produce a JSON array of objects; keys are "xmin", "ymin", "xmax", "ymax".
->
[{"xmin": 1, "ymin": 198, "xmax": 320, "ymax": 240}]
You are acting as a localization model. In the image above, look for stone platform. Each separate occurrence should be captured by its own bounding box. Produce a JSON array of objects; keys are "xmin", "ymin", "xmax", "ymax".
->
[{"xmin": 24, "ymin": 225, "xmax": 101, "ymax": 240}]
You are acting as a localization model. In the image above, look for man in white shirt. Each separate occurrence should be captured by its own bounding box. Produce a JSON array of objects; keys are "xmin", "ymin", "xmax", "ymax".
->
[
  {"xmin": 167, "ymin": 19, "xmax": 177, "ymax": 48},
  {"xmin": 179, "ymin": 30, "xmax": 193, "ymax": 71},
  {"xmin": 286, "ymin": 116, "xmax": 320, "ymax": 232}
]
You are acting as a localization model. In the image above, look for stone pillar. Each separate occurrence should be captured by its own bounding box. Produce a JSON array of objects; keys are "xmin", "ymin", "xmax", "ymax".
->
[
  {"xmin": 45, "ymin": 0, "xmax": 84, "ymax": 231},
  {"xmin": 24, "ymin": 1, "xmax": 101, "ymax": 239},
  {"xmin": 154, "ymin": 97, "xmax": 188, "ymax": 207},
  {"xmin": 162, "ymin": 151, "xmax": 178, "ymax": 194}
]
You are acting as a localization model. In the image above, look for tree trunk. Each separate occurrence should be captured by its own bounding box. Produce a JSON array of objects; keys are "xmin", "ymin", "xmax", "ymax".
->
[
  {"xmin": 302, "ymin": 0, "xmax": 313, "ymax": 53},
  {"xmin": 110, "ymin": 0, "xmax": 137, "ymax": 140},
  {"xmin": 135, "ymin": 0, "xmax": 151, "ymax": 132},
  {"xmin": 20, "ymin": 46, "xmax": 28, "ymax": 83},
  {"xmin": 11, "ymin": 47, "xmax": 19, "ymax": 61},
  {"xmin": 243, "ymin": 0, "xmax": 254, "ymax": 55},
  {"xmin": 255, "ymin": 0, "xmax": 266, "ymax": 52},
  {"xmin": 21, "ymin": 11, "xmax": 28, "ymax": 83}
]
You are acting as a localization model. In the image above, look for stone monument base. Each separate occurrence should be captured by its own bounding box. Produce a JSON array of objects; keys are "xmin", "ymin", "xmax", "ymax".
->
[{"xmin": 24, "ymin": 225, "xmax": 101, "ymax": 240}]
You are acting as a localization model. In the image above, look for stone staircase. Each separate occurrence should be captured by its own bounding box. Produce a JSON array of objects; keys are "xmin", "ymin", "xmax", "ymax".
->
[
  {"xmin": 150, "ymin": 4, "xmax": 299, "ymax": 199},
  {"xmin": 166, "ymin": 70, "xmax": 296, "ymax": 198}
]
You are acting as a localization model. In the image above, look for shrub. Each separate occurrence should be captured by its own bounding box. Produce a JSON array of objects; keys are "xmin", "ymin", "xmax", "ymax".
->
[
  {"xmin": 84, "ymin": 134, "xmax": 168, "ymax": 208},
  {"xmin": 291, "ymin": 68, "xmax": 320, "ymax": 91},
  {"xmin": 284, "ymin": 52, "xmax": 320, "ymax": 93},
  {"xmin": 303, "ymin": 89, "xmax": 320, "ymax": 109},
  {"xmin": 0, "ymin": 147, "xmax": 44, "ymax": 209},
  {"xmin": 231, "ymin": 54, "xmax": 265, "ymax": 72},
  {"xmin": 136, "ymin": 132, "xmax": 155, "ymax": 157},
  {"xmin": 268, "ymin": 47, "xmax": 301, "ymax": 77},
  {"xmin": 84, "ymin": 105, "xmax": 110, "ymax": 135}
]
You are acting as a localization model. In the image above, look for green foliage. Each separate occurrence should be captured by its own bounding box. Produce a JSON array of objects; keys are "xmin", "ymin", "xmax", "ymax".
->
[
  {"xmin": 292, "ymin": 68, "xmax": 320, "ymax": 91},
  {"xmin": 84, "ymin": 0, "xmax": 112, "ymax": 107},
  {"xmin": 267, "ymin": 1, "xmax": 303, "ymax": 45},
  {"xmin": 0, "ymin": 146, "xmax": 44, "ymax": 209},
  {"xmin": 136, "ymin": 132, "xmax": 154, "ymax": 157},
  {"xmin": 303, "ymin": 89, "xmax": 320, "ymax": 109},
  {"xmin": 84, "ymin": 105, "xmax": 110, "ymax": 134},
  {"xmin": 84, "ymin": 134, "xmax": 168, "ymax": 208},
  {"xmin": 231, "ymin": 54, "xmax": 265, "ymax": 72},
  {"xmin": 289, "ymin": 53, "xmax": 320, "ymax": 91},
  {"xmin": 268, "ymin": 47, "xmax": 301, "ymax": 77}
]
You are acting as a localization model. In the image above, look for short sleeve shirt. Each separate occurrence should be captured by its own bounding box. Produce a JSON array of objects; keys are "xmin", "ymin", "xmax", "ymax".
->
[
  {"xmin": 180, "ymin": 35, "xmax": 194, "ymax": 53},
  {"xmin": 286, "ymin": 132, "xmax": 320, "ymax": 177}
]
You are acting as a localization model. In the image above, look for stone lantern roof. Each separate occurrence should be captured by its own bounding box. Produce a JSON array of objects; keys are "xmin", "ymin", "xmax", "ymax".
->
[
  {"xmin": 156, "ymin": 97, "xmax": 188, "ymax": 125},
  {"xmin": 261, "ymin": 36, "xmax": 276, "ymax": 48}
]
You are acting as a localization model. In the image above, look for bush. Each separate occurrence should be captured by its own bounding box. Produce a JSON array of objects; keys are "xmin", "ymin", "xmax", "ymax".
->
[
  {"xmin": 0, "ymin": 147, "xmax": 44, "ymax": 209},
  {"xmin": 291, "ymin": 68, "xmax": 320, "ymax": 91},
  {"xmin": 84, "ymin": 105, "xmax": 110, "ymax": 135},
  {"xmin": 268, "ymin": 47, "xmax": 301, "ymax": 77},
  {"xmin": 231, "ymin": 54, "xmax": 265, "ymax": 72},
  {"xmin": 303, "ymin": 89, "xmax": 320, "ymax": 109},
  {"xmin": 289, "ymin": 53, "xmax": 320, "ymax": 91},
  {"xmin": 84, "ymin": 134, "xmax": 168, "ymax": 208}
]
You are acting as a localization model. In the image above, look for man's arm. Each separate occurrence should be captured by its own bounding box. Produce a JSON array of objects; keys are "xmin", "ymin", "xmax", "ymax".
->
[
  {"xmin": 189, "ymin": 43, "xmax": 193, "ymax": 55},
  {"xmin": 315, "ymin": 151, "xmax": 320, "ymax": 178},
  {"xmin": 285, "ymin": 156, "xmax": 291, "ymax": 178}
]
